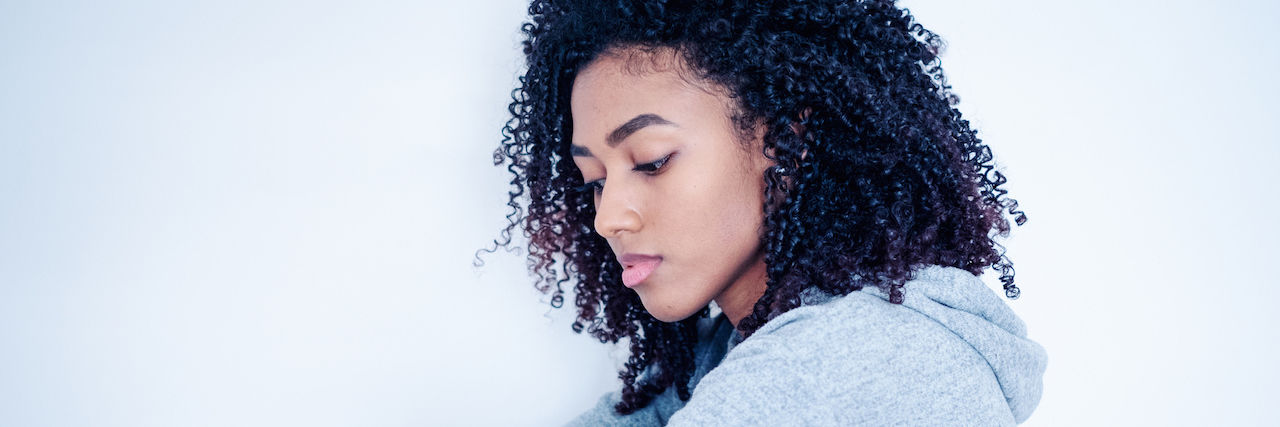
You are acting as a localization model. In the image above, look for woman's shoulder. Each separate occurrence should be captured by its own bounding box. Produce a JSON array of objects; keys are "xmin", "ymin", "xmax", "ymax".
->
[
  {"xmin": 667, "ymin": 266, "xmax": 1044, "ymax": 426},
  {"xmin": 722, "ymin": 272, "xmax": 1008, "ymax": 398},
  {"xmin": 740, "ymin": 267, "xmax": 1015, "ymax": 355}
]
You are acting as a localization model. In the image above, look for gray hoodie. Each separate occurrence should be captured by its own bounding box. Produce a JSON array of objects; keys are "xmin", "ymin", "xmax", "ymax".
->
[{"xmin": 567, "ymin": 266, "xmax": 1047, "ymax": 426}]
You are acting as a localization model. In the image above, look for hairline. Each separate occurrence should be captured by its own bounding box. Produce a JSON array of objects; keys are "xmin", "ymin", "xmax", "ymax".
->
[{"xmin": 585, "ymin": 43, "xmax": 763, "ymax": 148}]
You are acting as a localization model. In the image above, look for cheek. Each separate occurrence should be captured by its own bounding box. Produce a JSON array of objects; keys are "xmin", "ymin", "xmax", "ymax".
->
[
  {"xmin": 661, "ymin": 162, "xmax": 765, "ymax": 252},
  {"xmin": 714, "ymin": 177, "xmax": 766, "ymax": 242}
]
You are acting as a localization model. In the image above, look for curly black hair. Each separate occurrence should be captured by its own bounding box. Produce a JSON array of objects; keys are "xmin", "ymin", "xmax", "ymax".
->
[{"xmin": 487, "ymin": 0, "xmax": 1026, "ymax": 414}]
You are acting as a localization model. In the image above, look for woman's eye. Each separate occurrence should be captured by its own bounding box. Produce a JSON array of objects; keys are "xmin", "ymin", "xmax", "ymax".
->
[{"xmin": 633, "ymin": 154, "xmax": 672, "ymax": 173}]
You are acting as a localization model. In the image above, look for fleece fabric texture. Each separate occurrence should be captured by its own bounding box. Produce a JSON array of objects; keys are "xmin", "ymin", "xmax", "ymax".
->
[{"xmin": 565, "ymin": 266, "xmax": 1047, "ymax": 426}]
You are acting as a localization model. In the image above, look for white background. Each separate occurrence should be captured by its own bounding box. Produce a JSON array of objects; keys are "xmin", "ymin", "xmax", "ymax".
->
[{"xmin": 1, "ymin": 0, "xmax": 1276, "ymax": 425}]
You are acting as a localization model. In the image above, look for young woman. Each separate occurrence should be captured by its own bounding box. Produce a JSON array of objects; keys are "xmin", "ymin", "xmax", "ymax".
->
[{"xmin": 491, "ymin": 0, "xmax": 1047, "ymax": 424}]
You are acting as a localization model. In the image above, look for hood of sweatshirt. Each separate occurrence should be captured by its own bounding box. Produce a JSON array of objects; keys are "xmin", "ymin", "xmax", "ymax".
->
[
  {"xmin": 853, "ymin": 266, "xmax": 1047, "ymax": 422},
  {"xmin": 716, "ymin": 265, "xmax": 1047, "ymax": 423}
]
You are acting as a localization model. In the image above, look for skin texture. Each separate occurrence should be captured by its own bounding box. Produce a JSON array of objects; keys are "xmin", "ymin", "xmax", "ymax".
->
[{"xmin": 570, "ymin": 50, "xmax": 772, "ymax": 326}]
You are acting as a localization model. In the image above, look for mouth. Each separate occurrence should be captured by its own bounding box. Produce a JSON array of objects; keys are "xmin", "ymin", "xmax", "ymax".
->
[{"xmin": 617, "ymin": 253, "xmax": 662, "ymax": 288}]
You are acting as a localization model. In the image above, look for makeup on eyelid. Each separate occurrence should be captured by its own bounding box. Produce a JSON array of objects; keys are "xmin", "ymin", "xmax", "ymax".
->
[{"xmin": 577, "ymin": 152, "xmax": 675, "ymax": 194}]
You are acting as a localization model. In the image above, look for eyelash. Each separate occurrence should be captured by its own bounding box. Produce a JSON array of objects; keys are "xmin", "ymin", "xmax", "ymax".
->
[
  {"xmin": 634, "ymin": 153, "xmax": 671, "ymax": 173},
  {"xmin": 578, "ymin": 154, "xmax": 674, "ymax": 195}
]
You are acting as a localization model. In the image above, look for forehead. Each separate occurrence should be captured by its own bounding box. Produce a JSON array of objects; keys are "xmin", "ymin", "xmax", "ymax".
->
[
  {"xmin": 572, "ymin": 49, "xmax": 706, "ymax": 107},
  {"xmin": 570, "ymin": 49, "xmax": 736, "ymax": 145}
]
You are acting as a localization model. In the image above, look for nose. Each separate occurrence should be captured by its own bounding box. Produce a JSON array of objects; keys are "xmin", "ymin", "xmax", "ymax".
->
[{"xmin": 593, "ymin": 182, "xmax": 642, "ymax": 239}]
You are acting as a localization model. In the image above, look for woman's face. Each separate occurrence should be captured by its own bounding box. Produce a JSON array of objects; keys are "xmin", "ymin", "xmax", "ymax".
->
[{"xmin": 569, "ymin": 50, "xmax": 772, "ymax": 324}]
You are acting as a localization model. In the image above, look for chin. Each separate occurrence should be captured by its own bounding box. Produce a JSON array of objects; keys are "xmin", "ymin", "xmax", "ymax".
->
[{"xmin": 639, "ymin": 299, "xmax": 706, "ymax": 322}]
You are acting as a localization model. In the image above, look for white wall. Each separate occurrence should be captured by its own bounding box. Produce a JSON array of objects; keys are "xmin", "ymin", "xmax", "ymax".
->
[{"xmin": 0, "ymin": 0, "xmax": 1275, "ymax": 426}]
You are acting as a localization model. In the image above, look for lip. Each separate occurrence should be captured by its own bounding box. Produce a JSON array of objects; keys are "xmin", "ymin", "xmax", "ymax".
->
[{"xmin": 617, "ymin": 253, "xmax": 663, "ymax": 288}]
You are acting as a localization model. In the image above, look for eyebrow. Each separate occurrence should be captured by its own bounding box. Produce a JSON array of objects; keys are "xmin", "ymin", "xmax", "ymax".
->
[{"xmin": 570, "ymin": 113, "xmax": 676, "ymax": 157}]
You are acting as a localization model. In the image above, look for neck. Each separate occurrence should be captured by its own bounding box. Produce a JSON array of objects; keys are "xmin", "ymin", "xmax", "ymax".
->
[{"xmin": 714, "ymin": 256, "xmax": 769, "ymax": 328}]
